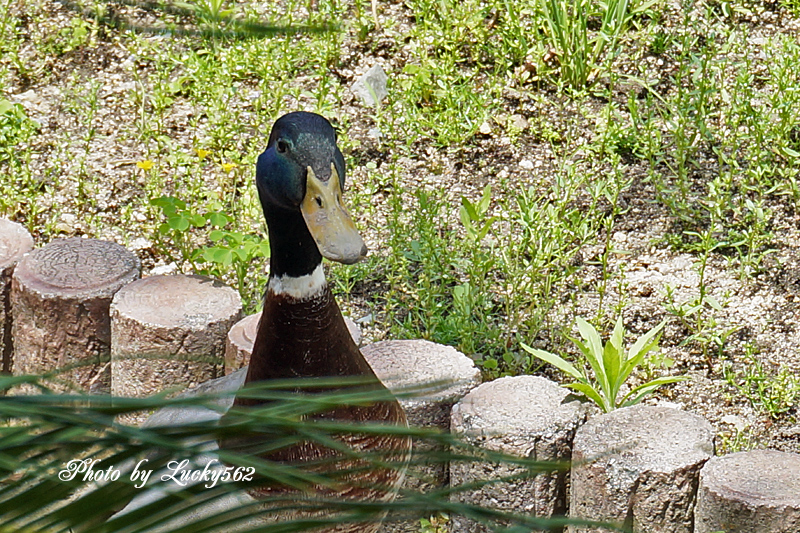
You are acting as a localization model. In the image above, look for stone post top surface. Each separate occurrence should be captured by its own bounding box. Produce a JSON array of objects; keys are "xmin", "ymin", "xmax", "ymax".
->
[
  {"xmin": 14, "ymin": 237, "xmax": 140, "ymax": 297},
  {"xmin": 0, "ymin": 218, "xmax": 33, "ymax": 270},
  {"xmin": 360, "ymin": 339, "xmax": 480, "ymax": 402},
  {"xmin": 701, "ymin": 449, "xmax": 800, "ymax": 506},
  {"xmin": 452, "ymin": 375, "xmax": 588, "ymax": 436},
  {"xmin": 574, "ymin": 403, "xmax": 714, "ymax": 472},
  {"xmin": 112, "ymin": 274, "xmax": 242, "ymax": 328}
]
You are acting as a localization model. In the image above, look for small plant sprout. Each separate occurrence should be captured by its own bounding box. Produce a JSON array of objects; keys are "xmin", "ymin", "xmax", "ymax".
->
[{"xmin": 522, "ymin": 317, "xmax": 687, "ymax": 413}]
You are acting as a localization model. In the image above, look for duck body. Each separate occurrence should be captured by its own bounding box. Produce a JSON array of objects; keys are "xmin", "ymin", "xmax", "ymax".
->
[{"xmin": 225, "ymin": 112, "xmax": 409, "ymax": 531}]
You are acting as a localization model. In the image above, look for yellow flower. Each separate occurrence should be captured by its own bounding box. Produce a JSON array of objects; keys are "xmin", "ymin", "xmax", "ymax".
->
[
  {"xmin": 195, "ymin": 148, "xmax": 211, "ymax": 160},
  {"xmin": 221, "ymin": 162, "xmax": 237, "ymax": 172},
  {"xmin": 136, "ymin": 160, "xmax": 153, "ymax": 170}
]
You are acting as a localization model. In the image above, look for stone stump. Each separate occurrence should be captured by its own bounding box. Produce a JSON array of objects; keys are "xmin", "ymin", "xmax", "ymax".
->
[
  {"xmin": 450, "ymin": 376, "xmax": 592, "ymax": 533},
  {"xmin": 111, "ymin": 274, "xmax": 242, "ymax": 424},
  {"xmin": 694, "ymin": 449, "xmax": 800, "ymax": 533},
  {"xmin": 0, "ymin": 219, "xmax": 34, "ymax": 375},
  {"xmin": 11, "ymin": 237, "xmax": 140, "ymax": 393},
  {"xmin": 224, "ymin": 311, "xmax": 362, "ymax": 375},
  {"xmin": 569, "ymin": 404, "xmax": 714, "ymax": 533},
  {"xmin": 364, "ymin": 340, "xmax": 481, "ymax": 533}
]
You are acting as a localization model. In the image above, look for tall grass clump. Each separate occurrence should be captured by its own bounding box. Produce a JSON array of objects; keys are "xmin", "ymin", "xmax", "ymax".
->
[{"xmin": 536, "ymin": 0, "xmax": 656, "ymax": 90}]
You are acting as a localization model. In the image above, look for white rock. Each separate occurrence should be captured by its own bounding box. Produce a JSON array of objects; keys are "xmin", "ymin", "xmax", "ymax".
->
[
  {"xmin": 151, "ymin": 262, "xmax": 178, "ymax": 276},
  {"xmin": 351, "ymin": 64, "xmax": 389, "ymax": 107},
  {"xmin": 129, "ymin": 237, "xmax": 152, "ymax": 250}
]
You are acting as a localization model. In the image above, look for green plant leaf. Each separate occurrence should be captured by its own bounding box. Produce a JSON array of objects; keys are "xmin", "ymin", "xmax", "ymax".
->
[
  {"xmin": 565, "ymin": 382, "xmax": 608, "ymax": 413},
  {"xmin": 232, "ymin": 247, "xmax": 249, "ymax": 261},
  {"xmin": 208, "ymin": 212, "xmax": 229, "ymax": 227},
  {"xmin": 620, "ymin": 376, "xmax": 688, "ymax": 408},
  {"xmin": 704, "ymin": 294, "xmax": 723, "ymax": 311},
  {"xmin": 576, "ymin": 318, "xmax": 604, "ymax": 370},
  {"xmin": 477, "ymin": 184, "xmax": 492, "ymax": 214},
  {"xmin": 168, "ymin": 215, "xmax": 190, "ymax": 232},
  {"xmin": 520, "ymin": 343, "xmax": 583, "ymax": 380},
  {"xmin": 575, "ymin": 318, "xmax": 610, "ymax": 399},
  {"xmin": 461, "ymin": 197, "xmax": 479, "ymax": 222},
  {"xmin": 0, "ymin": 99, "xmax": 14, "ymax": 115},
  {"xmin": 602, "ymin": 316, "xmax": 625, "ymax": 395},
  {"xmin": 190, "ymin": 213, "xmax": 207, "ymax": 227},
  {"xmin": 620, "ymin": 321, "xmax": 665, "ymax": 388}
]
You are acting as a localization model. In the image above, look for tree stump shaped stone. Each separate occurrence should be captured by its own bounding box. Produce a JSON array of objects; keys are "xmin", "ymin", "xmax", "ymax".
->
[
  {"xmin": 111, "ymin": 274, "xmax": 242, "ymax": 424},
  {"xmin": 569, "ymin": 404, "xmax": 715, "ymax": 533},
  {"xmin": 0, "ymin": 219, "xmax": 34, "ymax": 375},
  {"xmin": 11, "ymin": 237, "xmax": 140, "ymax": 393},
  {"xmin": 362, "ymin": 340, "xmax": 481, "ymax": 530},
  {"xmin": 450, "ymin": 375, "xmax": 592, "ymax": 533},
  {"xmin": 694, "ymin": 449, "xmax": 800, "ymax": 533},
  {"xmin": 224, "ymin": 311, "xmax": 362, "ymax": 375}
]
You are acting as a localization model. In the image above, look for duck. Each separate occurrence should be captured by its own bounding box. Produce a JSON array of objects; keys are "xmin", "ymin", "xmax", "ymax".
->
[{"xmin": 221, "ymin": 111, "xmax": 410, "ymax": 531}]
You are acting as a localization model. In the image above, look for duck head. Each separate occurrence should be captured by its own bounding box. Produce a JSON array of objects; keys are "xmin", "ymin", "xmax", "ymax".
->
[{"xmin": 257, "ymin": 112, "xmax": 367, "ymax": 278}]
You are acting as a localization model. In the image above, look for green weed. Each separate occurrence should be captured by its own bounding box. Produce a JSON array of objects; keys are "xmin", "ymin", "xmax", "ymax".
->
[
  {"xmin": 716, "ymin": 425, "xmax": 756, "ymax": 455},
  {"xmin": 0, "ymin": 99, "xmax": 37, "ymax": 162},
  {"xmin": 419, "ymin": 513, "xmax": 449, "ymax": 533},
  {"xmin": 150, "ymin": 196, "xmax": 270, "ymax": 312},
  {"xmin": 523, "ymin": 316, "xmax": 686, "ymax": 413},
  {"xmin": 723, "ymin": 346, "xmax": 800, "ymax": 420},
  {"xmin": 536, "ymin": 0, "xmax": 657, "ymax": 90},
  {"xmin": 663, "ymin": 225, "xmax": 740, "ymax": 368}
]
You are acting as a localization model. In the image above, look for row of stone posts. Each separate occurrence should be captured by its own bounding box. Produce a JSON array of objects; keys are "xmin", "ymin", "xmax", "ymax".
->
[
  {"xmin": 1, "ymin": 219, "xmax": 798, "ymax": 532},
  {"xmin": 0, "ymin": 221, "xmax": 241, "ymax": 412}
]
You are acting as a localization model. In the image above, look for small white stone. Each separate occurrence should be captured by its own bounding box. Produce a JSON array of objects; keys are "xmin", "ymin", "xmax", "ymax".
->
[
  {"xmin": 519, "ymin": 159, "xmax": 534, "ymax": 170},
  {"xmin": 721, "ymin": 414, "xmax": 746, "ymax": 430},
  {"xmin": 356, "ymin": 312, "xmax": 374, "ymax": 325},
  {"xmin": 151, "ymin": 262, "xmax": 178, "ymax": 276},
  {"xmin": 351, "ymin": 64, "xmax": 389, "ymax": 107},
  {"xmin": 129, "ymin": 237, "xmax": 152, "ymax": 250}
]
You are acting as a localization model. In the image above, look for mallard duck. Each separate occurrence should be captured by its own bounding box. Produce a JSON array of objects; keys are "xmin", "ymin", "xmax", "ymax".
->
[{"xmin": 223, "ymin": 111, "xmax": 410, "ymax": 531}]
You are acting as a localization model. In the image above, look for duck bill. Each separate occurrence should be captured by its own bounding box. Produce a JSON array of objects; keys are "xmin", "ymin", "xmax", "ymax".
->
[{"xmin": 300, "ymin": 164, "xmax": 367, "ymax": 264}]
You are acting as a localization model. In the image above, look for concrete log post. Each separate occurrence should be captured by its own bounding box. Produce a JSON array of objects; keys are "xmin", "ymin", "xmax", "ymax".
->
[
  {"xmin": 111, "ymin": 274, "xmax": 242, "ymax": 424},
  {"xmin": 0, "ymin": 219, "xmax": 34, "ymax": 375},
  {"xmin": 569, "ymin": 404, "xmax": 714, "ymax": 533},
  {"xmin": 694, "ymin": 449, "xmax": 800, "ymax": 533},
  {"xmin": 450, "ymin": 375, "xmax": 592, "ymax": 533},
  {"xmin": 339, "ymin": 339, "xmax": 481, "ymax": 533},
  {"xmin": 11, "ymin": 237, "xmax": 140, "ymax": 393}
]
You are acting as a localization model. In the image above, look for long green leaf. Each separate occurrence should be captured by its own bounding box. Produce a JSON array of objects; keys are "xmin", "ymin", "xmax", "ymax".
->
[
  {"xmin": 565, "ymin": 382, "xmax": 609, "ymax": 413},
  {"xmin": 575, "ymin": 318, "xmax": 610, "ymax": 400},
  {"xmin": 602, "ymin": 316, "xmax": 625, "ymax": 399},
  {"xmin": 619, "ymin": 321, "xmax": 665, "ymax": 389},
  {"xmin": 521, "ymin": 343, "xmax": 584, "ymax": 380},
  {"xmin": 620, "ymin": 376, "xmax": 689, "ymax": 408},
  {"xmin": 0, "ymin": 374, "xmax": 608, "ymax": 532}
]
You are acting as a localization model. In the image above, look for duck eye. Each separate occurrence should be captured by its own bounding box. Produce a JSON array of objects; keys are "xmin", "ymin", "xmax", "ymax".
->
[
  {"xmin": 315, "ymin": 196, "xmax": 323, "ymax": 208},
  {"xmin": 276, "ymin": 140, "xmax": 289, "ymax": 153}
]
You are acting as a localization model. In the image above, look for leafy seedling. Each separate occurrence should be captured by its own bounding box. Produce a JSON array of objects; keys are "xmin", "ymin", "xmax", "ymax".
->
[{"xmin": 522, "ymin": 317, "xmax": 687, "ymax": 412}]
